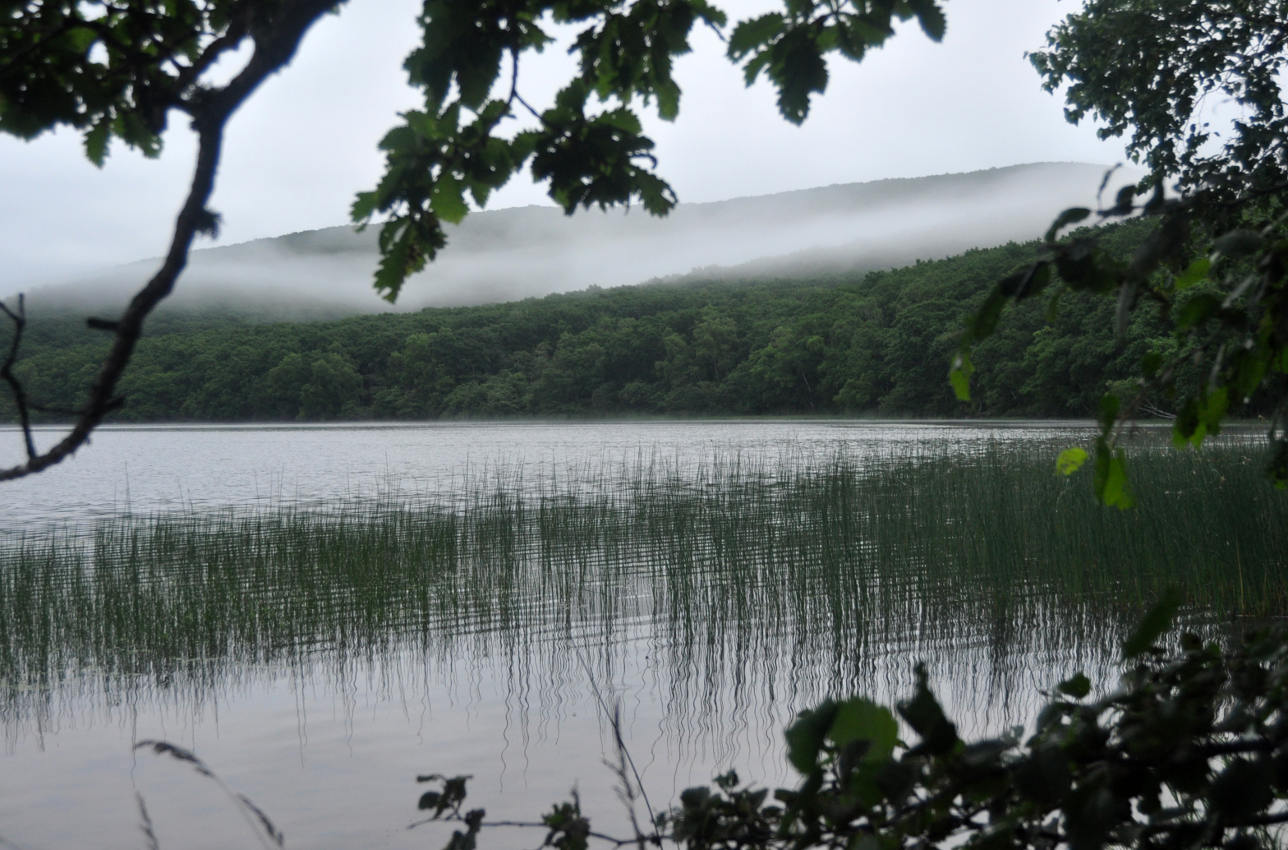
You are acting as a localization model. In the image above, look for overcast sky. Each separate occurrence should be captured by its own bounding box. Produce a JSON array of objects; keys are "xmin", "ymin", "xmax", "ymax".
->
[{"xmin": 0, "ymin": 0, "xmax": 1132, "ymax": 293}]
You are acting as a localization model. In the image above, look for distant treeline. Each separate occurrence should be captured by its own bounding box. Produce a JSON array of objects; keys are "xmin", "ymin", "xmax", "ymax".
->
[{"xmin": 1, "ymin": 220, "xmax": 1217, "ymax": 422}]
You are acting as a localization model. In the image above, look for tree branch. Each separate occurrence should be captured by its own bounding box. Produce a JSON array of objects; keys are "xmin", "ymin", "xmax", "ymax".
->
[
  {"xmin": 0, "ymin": 295, "xmax": 36, "ymax": 461},
  {"xmin": 0, "ymin": 0, "xmax": 343, "ymax": 482},
  {"xmin": 406, "ymin": 815, "xmax": 650, "ymax": 848}
]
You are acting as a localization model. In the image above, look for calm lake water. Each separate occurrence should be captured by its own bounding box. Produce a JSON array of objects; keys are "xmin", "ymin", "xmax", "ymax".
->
[
  {"xmin": 0, "ymin": 420, "xmax": 1105, "ymax": 529},
  {"xmin": 0, "ymin": 420, "xmax": 1226, "ymax": 849}
]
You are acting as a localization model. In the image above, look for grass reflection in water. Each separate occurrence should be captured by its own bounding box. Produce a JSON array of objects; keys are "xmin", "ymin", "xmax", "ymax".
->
[{"xmin": 1, "ymin": 440, "xmax": 1283, "ymax": 747}]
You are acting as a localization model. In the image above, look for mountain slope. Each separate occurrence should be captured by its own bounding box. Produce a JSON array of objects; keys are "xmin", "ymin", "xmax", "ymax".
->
[
  {"xmin": 14, "ymin": 162, "xmax": 1137, "ymax": 320},
  {"xmin": 2, "ymin": 217, "xmax": 1205, "ymax": 425}
]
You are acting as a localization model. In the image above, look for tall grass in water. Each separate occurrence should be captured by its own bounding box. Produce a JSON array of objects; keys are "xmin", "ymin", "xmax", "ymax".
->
[
  {"xmin": 906, "ymin": 442, "xmax": 1288, "ymax": 615},
  {"xmin": 0, "ymin": 440, "xmax": 1282, "ymax": 728}
]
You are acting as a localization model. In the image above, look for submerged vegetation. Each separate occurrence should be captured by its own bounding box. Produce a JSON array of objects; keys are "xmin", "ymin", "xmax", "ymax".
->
[{"xmin": 3, "ymin": 439, "xmax": 1282, "ymax": 734}]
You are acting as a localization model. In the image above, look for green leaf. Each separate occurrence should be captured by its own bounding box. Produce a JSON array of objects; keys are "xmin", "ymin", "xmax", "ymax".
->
[
  {"xmin": 1014, "ymin": 744, "xmax": 1072, "ymax": 806},
  {"xmin": 432, "ymin": 173, "xmax": 469, "ymax": 224},
  {"xmin": 350, "ymin": 191, "xmax": 379, "ymax": 223},
  {"xmin": 1173, "ymin": 397, "xmax": 1206, "ymax": 447},
  {"xmin": 1122, "ymin": 589, "xmax": 1180, "ymax": 658},
  {"xmin": 741, "ymin": 51, "xmax": 773, "ymax": 86},
  {"xmin": 84, "ymin": 120, "xmax": 111, "ymax": 167},
  {"xmin": 1173, "ymin": 256, "xmax": 1209, "ymax": 291},
  {"xmin": 1097, "ymin": 393, "xmax": 1120, "ymax": 432},
  {"xmin": 456, "ymin": 45, "xmax": 502, "ymax": 109},
  {"xmin": 1141, "ymin": 349, "xmax": 1164, "ymax": 379},
  {"xmin": 656, "ymin": 80, "xmax": 680, "ymax": 122},
  {"xmin": 1177, "ymin": 293, "xmax": 1221, "ymax": 329},
  {"xmin": 950, "ymin": 352, "xmax": 974, "ymax": 402},
  {"xmin": 1212, "ymin": 229, "xmax": 1265, "ymax": 258},
  {"xmin": 1092, "ymin": 440, "xmax": 1134, "ymax": 509},
  {"xmin": 1210, "ymin": 759, "xmax": 1274, "ymax": 820},
  {"xmin": 727, "ymin": 13, "xmax": 785, "ymax": 60},
  {"xmin": 635, "ymin": 172, "xmax": 676, "ymax": 216},
  {"xmin": 897, "ymin": 664, "xmax": 958, "ymax": 755},
  {"xmin": 1101, "ymin": 453, "xmax": 1133, "ymax": 509},
  {"xmin": 968, "ymin": 289, "xmax": 1009, "ymax": 339},
  {"xmin": 785, "ymin": 701, "xmax": 838, "ymax": 773},
  {"xmin": 1268, "ymin": 438, "xmax": 1288, "ymax": 488},
  {"xmin": 1056, "ymin": 672, "xmax": 1091, "ymax": 699},
  {"xmin": 597, "ymin": 108, "xmax": 643, "ymax": 134},
  {"xmin": 1018, "ymin": 262, "xmax": 1053, "ymax": 300},
  {"xmin": 1198, "ymin": 386, "xmax": 1229, "ymax": 435},
  {"xmin": 773, "ymin": 29, "xmax": 828, "ymax": 124},
  {"xmin": 909, "ymin": 0, "xmax": 946, "ymax": 41},
  {"xmin": 828, "ymin": 698, "xmax": 897, "ymax": 763},
  {"xmin": 1111, "ymin": 183, "xmax": 1137, "ymax": 213},
  {"xmin": 1067, "ymin": 785, "xmax": 1123, "ymax": 850},
  {"xmin": 1044, "ymin": 206, "xmax": 1091, "ymax": 242},
  {"xmin": 510, "ymin": 131, "xmax": 540, "ymax": 163},
  {"xmin": 1055, "ymin": 447, "xmax": 1089, "ymax": 476}
]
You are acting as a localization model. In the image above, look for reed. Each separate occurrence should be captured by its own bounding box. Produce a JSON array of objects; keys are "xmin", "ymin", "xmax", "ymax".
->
[{"xmin": 0, "ymin": 440, "xmax": 1281, "ymax": 727}]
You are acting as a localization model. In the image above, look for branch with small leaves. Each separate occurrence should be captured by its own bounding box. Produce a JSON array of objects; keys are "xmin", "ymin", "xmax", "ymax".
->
[
  {"xmin": 0, "ymin": 0, "xmax": 343, "ymax": 481},
  {"xmin": 949, "ymin": 1, "xmax": 1288, "ymax": 504},
  {"xmin": 952, "ymin": 169, "xmax": 1288, "ymax": 506}
]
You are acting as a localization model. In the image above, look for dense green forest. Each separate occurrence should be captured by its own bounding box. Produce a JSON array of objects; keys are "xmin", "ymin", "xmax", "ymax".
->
[{"xmin": 1, "ymin": 220, "xmax": 1214, "ymax": 422}]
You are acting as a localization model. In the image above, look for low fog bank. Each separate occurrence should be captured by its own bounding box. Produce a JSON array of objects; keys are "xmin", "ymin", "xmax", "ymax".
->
[{"xmin": 14, "ymin": 162, "xmax": 1141, "ymax": 319}]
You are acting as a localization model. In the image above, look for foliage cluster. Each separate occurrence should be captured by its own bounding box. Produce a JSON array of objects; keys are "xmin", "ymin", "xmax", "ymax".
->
[
  {"xmin": 420, "ymin": 609, "xmax": 1288, "ymax": 850},
  {"xmin": 2, "ymin": 221, "xmax": 1224, "ymax": 423},
  {"xmin": 352, "ymin": 0, "xmax": 947, "ymax": 299},
  {"xmin": 952, "ymin": 0, "xmax": 1288, "ymax": 497}
]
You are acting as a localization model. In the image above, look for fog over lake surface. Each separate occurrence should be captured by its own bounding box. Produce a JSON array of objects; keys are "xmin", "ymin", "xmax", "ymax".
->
[{"xmin": 0, "ymin": 421, "xmax": 1253, "ymax": 850}]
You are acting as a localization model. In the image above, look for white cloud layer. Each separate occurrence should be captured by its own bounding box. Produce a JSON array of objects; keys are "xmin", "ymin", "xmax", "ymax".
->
[{"xmin": 0, "ymin": 0, "xmax": 1129, "ymax": 296}]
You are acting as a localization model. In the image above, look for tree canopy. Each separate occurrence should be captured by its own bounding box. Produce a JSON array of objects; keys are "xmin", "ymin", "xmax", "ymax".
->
[
  {"xmin": 953, "ymin": 0, "xmax": 1288, "ymax": 503},
  {"xmin": 1, "ymin": 220, "xmax": 1186, "ymax": 424}
]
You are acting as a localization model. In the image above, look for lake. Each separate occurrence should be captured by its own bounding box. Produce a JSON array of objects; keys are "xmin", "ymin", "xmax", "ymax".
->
[{"xmin": 0, "ymin": 420, "xmax": 1277, "ymax": 849}]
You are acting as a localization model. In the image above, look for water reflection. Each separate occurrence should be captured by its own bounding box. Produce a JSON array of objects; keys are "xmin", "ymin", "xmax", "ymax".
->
[
  {"xmin": 0, "ymin": 420, "xmax": 1114, "ymax": 531},
  {"xmin": 0, "ymin": 425, "xmax": 1277, "ymax": 849}
]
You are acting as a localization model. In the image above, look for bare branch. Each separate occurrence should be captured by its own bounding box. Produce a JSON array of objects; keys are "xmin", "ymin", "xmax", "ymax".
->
[{"xmin": 0, "ymin": 295, "xmax": 36, "ymax": 461}]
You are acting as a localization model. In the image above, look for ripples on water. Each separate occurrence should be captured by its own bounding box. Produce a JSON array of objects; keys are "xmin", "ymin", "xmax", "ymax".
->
[{"xmin": 0, "ymin": 422, "xmax": 1279, "ymax": 849}]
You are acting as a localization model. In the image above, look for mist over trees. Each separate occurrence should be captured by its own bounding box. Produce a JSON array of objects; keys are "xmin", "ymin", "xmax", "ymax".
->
[
  {"xmin": 11, "ymin": 163, "xmax": 1124, "ymax": 317},
  {"xmin": 3, "ymin": 220, "xmax": 1211, "ymax": 424},
  {"xmin": 4, "ymin": 0, "xmax": 1286, "ymax": 490},
  {"xmin": 0, "ymin": 0, "xmax": 956, "ymax": 479}
]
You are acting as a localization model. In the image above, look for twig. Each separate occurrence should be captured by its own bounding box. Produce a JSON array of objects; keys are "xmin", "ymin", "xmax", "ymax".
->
[
  {"xmin": 0, "ymin": 295, "xmax": 36, "ymax": 461},
  {"xmin": 575, "ymin": 646, "xmax": 658, "ymax": 831},
  {"xmin": 133, "ymin": 739, "xmax": 284, "ymax": 849},
  {"xmin": 607, "ymin": 704, "xmax": 657, "ymax": 849},
  {"xmin": 406, "ymin": 815, "xmax": 647, "ymax": 846},
  {"xmin": 136, "ymin": 792, "xmax": 160, "ymax": 850}
]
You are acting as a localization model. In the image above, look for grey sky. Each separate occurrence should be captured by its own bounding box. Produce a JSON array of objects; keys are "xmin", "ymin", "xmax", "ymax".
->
[{"xmin": 0, "ymin": 0, "xmax": 1131, "ymax": 293}]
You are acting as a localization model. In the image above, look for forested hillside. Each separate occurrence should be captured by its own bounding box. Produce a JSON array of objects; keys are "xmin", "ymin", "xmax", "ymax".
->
[{"xmin": 2, "ymin": 220, "xmax": 1208, "ymax": 422}]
